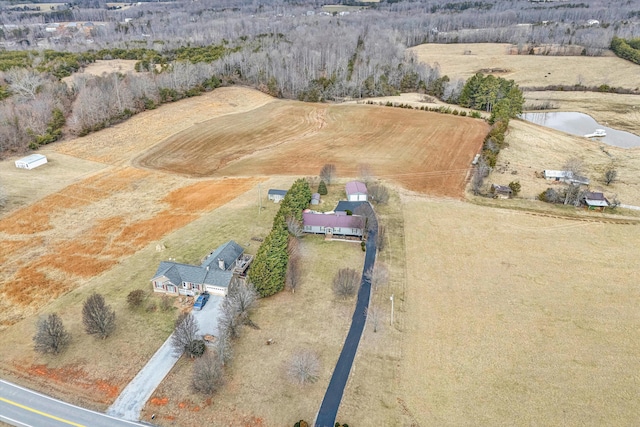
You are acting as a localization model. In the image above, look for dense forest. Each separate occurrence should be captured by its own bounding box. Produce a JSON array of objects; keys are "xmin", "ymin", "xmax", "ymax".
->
[{"xmin": 0, "ymin": 0, "xmax": 638, "ymax": 157}]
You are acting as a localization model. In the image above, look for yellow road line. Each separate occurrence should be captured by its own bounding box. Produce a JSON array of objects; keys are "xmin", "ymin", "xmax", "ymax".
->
[{"xmin": 0, "ymin": 397, "xmax": 86, "ymax": 427}]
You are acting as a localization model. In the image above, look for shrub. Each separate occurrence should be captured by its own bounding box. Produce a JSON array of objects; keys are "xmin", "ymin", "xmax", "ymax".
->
[{"xmin": 127, "ymin": 289, "xmax": 146, "ymax": 308}]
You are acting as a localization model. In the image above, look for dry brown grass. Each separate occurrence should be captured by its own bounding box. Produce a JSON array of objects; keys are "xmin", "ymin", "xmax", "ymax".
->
[
  {"xmin": 409, "ymin": 43, "xmax": 640, "ymax": 90},
  {"xmin": 142, "ymin": 235, "xmax": 366, "ymax": 426},
  {"xmin": 0, "ymin": 176, "xmax": 283, "ymax": 411},
  {"xmin": 0, "ymin": 166, "xmax": 263, "ymax": 327},
  {"xmin": 138, "ymin": 101, "xmax": 489, "ymax": 198},
  {"xmin": 55, "ymin": 86, "xmax": 275, "ymax": 165},
  {"xmin": 397, "ymin": 194, "xmax": 640, "ymax": 426},
  {"xmin": 487, "ymin": 118, "xmax": 640, "ymax": 207}
]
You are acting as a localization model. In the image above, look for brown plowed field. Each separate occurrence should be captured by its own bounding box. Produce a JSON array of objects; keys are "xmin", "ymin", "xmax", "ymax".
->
[{"xmin": 137, "ymin": 101, "xmax": 489, "ymax": 198}]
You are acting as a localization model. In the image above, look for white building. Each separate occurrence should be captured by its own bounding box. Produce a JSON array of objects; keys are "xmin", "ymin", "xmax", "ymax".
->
[{"xmin": 15, "ymin": 154, "xmax": 48, "ymax": 170}]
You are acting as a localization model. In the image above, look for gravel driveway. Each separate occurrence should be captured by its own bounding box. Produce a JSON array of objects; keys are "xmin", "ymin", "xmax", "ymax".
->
[{"xmin": 107, "ymin": 294, "xmax": 224, "ymax": 421}]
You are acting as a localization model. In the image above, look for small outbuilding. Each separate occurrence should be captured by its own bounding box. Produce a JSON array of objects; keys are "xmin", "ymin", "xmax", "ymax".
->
[
  {"xmin": 345, "ymin": 181, "xmax": 368, "ymax": 201},
  {"xmin": 267, "ymin": 189, "xmax": 287, "ymax": 203},
  {"xmin": 583, "ymin": 192, "xmax": 609, "ymax": 211},
  {"xmin": 311, "ymin": 193, "xmax": 321, "ymax": 205},
  {"xmin": 491, "ymin": 184, "xmax": 513, "ymax": 199},
  {"xmin": 15, "ymin": 154, "xmax": 48, "ymax": 170},
  {"xmin": 543, "ymin": 170, "xmax": 590, "ymax": 186}
]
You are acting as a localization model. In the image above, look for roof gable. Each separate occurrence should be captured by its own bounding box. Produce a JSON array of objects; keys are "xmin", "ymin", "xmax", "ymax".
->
[
  {"xmin": 345, "ymin": 181, "xmax": 367, "ymax": 195},
  {"xmin": 201, "ymin": 240, "xmax": 244, "ymax": 270}
]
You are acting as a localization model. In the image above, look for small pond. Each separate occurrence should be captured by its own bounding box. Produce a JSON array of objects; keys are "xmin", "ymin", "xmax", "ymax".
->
[{"xmin": 520, "ymin": 111, "xmax": 640, "ymax": 148}]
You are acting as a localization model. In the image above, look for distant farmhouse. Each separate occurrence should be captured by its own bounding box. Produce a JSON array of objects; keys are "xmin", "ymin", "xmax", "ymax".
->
[
  {"xmin": 268, "ymin": 189, "xmax": 287, "ymax": 203},
  {"xmin": 151, "ymin": 240, "xmax": 252, "ymax": 297},
  {"xmin": 543, "ymin": 170, "xmax": 590, "ymax": 186},
  {"xmin": 491, "ymin": 184, "xmax": 513, "ymax": 199},
  {"xmin": 345, "ymin": 181, "xmax": 368, "ymax": 201},
  {"xmin": 583, "ymin": 192, "xmax": 609, "ymax": 211}
]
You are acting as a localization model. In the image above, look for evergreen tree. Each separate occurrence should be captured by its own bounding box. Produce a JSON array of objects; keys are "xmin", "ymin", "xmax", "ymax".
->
[{"xmin": 318, "ymin": 180, "xmax": 328, "ymax": 195}]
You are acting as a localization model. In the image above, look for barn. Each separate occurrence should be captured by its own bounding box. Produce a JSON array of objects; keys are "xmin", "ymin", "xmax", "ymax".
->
[
  {"xmin": 268, "ymin": 189, "xmax": 287, "ymax": 203},
  {"xmin": 15, "ymin": 154, "xmax": 48, "ymax": 170},
  {"xmin": 345, "ymin": 181, "xmax": 368, "ymax": 201}
]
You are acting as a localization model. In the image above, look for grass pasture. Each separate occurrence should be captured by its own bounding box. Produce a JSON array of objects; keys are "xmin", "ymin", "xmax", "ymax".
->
[
  {"xmin": 409, "ymin": 43, "xmax": 640, "ymax": 91},
  {"xmin": 137, "ymin": 101, "xmax": 489, "ymax": 198},
  {"xmin": 399, "ymin": 195, "xmax": 640, "ymax": 426}
]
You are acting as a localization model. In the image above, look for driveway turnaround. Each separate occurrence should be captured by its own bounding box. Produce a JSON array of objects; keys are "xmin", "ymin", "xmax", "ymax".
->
[
  {"xmin": 108, "ymin": 294, "xmax": 223, "ymax": 421},
  {"xmin": 0, "ymin": 379, "xmax": 148, "ymax": 427},
  {"xmin": 315, "ymin": 209, "xmax": 378, "ymax": 427}
]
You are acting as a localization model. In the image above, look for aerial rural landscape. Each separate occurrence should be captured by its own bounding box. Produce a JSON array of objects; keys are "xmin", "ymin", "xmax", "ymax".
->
[{"xmin": 0, "ymin": 0, "xmax": 639, "ymax": 426}]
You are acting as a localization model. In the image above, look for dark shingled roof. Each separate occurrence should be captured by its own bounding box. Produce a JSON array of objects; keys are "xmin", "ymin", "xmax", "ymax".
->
[
  {"xmin": 268, "ymin": 189, "xmax": 288, "ymax": 196},
  {"xmin": 152, "ymin": 240, "xmax": 243, "ymax": 287},
  {"xmin": 335, "ymin": 200, "xmax": 367, "ymax": 213}
]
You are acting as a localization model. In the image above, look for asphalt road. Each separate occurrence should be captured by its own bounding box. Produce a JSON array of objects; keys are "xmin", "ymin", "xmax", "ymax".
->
[
  {"xmin": 108, "ymin": 294, "xmax": 224, "ymax": 420},
  {"xmin": 315, "ymin": 206, "xmax": 378, "ymax": 427},
  {"xmin": 0, "ymin": 379, "xmax": 149, "ymax": 427}
]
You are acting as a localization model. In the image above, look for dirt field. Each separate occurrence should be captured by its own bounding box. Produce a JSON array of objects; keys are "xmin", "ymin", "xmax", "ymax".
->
[
  {"xmin": 0, "ymin": 166, "xmax": 263, "ymax": 328},
  {"xmin": 398, "ymin": 194, "xmax": 640, "ymax": 426},
  {"xmin": 409, "ymin": 43, "xmax": 640, "ymax": 90},
  {"xmin": 137, "ymin": 101, "xmax": 489, "ymax": 198}
]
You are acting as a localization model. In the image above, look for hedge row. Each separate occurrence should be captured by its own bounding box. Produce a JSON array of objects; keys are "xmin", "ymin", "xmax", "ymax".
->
[{"xmin": 248, "ymin": 179, "xmax": 311, "ymax": 297}]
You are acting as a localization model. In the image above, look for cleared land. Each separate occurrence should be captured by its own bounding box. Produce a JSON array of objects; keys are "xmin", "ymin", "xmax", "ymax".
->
[
  {"xmin": 0, "ymin": 166, "xmax": 263, "ymax": 328},
  {"xmin": 398, "ymin": 195, "xmax": 640, "ymax": 426},
  {"xmin": 410, "ymin": 43, "xmax": 640, "ymax": 90},
  {"xmin": 137, "ymin": 101, "xmax": 489, "ymax": 198}
]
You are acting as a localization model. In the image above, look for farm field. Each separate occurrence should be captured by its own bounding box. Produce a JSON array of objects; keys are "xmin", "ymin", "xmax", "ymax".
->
[
  {"xmin": 409, "ymin": 43, "xmax": 640, "ymax": 90},
  {"xmin": 398, "ymin": 195, "xmax": 640, "ymax": 426},
  {"xmin": 0, "ymin": 175, "xmax": 288, "ymax": 409},
  {"xmin": 137, "ymin": 101, "xmax": 489, "ymax": 198}
]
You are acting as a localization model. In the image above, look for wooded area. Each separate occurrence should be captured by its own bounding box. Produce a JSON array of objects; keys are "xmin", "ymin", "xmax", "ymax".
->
[{"xmin": 0, "ymin": 0, "xmax": 638, "ymax": 158}]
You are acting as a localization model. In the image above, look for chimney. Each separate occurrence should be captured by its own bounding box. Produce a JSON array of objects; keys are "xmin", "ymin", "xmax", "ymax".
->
[{"xmin": 218, "ymin": 258, "xmax": 225, "ymax": 270}]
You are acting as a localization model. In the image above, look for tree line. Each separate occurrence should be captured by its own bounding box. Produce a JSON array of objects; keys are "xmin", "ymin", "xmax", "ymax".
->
[
  {"xmin": 610, "ymin": 36, "xmax": 640, "ymax": 65},
  {"xmin": 248, "ymin": 178, "xmax": 312, "ymax": 298}
]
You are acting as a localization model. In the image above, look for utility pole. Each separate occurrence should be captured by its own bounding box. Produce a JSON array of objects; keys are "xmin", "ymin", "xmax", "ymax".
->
[
  {"xmin": 258, "ymin": 183, "xmax": 262, "ymax": 214},
  {"xmin": 390, "ymin": 294, "xmax": 394, "ymax": 325}
]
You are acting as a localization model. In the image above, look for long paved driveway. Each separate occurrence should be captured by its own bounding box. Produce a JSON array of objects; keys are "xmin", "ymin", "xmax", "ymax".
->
[
  {"xmin": 0, "ymin": 379, "xmax": 149, "ymax": 427},
  {"xmin": 315, "ymin": 207, "xmax": 378, "ymax": 427},
  {"xmin": 108, "ymin": 294, "xmax": 223, "ymax": 420}
]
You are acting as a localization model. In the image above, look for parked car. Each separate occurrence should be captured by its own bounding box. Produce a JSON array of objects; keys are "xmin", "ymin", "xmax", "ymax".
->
[{"xmin": 193, "ymin": 292, "xmax": 210, "ymax": 311}]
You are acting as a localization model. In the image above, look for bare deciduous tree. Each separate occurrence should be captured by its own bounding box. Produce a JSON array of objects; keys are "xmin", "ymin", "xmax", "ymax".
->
[
  {"xmin": 214, "ymin": 330, "xmax": 233, "ymax": 366},
  {"xmin": 358, "ymin": 163, "xmax": 374, "ymax": 184},
  {"xmin": 333, "ymin": 268, "xmax": 360, "ymax": 299},
  {"xmin": 368, "ymin": 183, "xmax": 390, "ymax": 204},
  {"xmin": 319, "ymin": 164, "xmax": 337, "ymax": 185},
  {"xmin": 82, "ymin": 293, "xmax": 116, "ymax": 339},
  {"xmin": 286, "ymin": 251, "xmax": 302, "ymax": 293},
  {"xmin": 471, "ymin": 157, "xmax": 490, "ymax": 195},
  {"xmin": 192, "ymin": 350, "xmax": 224, "ymax": 394},
  {"xmin": 563, "ymin": 157, "xmax": 584, "ymax": 177},
  {"xmin": 171, "ymin": 312, "xmax": 200, "ymax": 357},
  {"xmin": 4, "ymin": 68, "xmax": 46, "ymax": 100},
  {"xmin": 366, "ymin": 304, "xmax": 381, "ymax": 333},
  {"xmin": 604, "ymin": 167, "xmax": 618, "ymax": 185},
  {"xmin": 33, "ymin": 313, "xmax": 71, "ymax": 354},
  {"xmin": 287, "ymin": 349, "xmax": 320, "ymax": 385},
  {"xmin": 287, "ymin": 236, "xmax": 300, "ymax": 258},
  {"xmin": 286, "ymin": 215, "xmax": 304, "ymax": 238},
  {"xmin": 376, "ymin": 224, "xmax": 387, "ymax": 251},
  {"xmin": 365, "ymin": 263, "xmax": 389, "ymax": 291},
  {"xmin": 0, "ymin": 183, "xmax": 7, "ymax": 209},
  {"xmin": 227, "ymin": 279, "xmax": 258, "ymax": 328},
  {"xmin": 219, "ymin": 297, "xmax": 242, "ymax": 339}
]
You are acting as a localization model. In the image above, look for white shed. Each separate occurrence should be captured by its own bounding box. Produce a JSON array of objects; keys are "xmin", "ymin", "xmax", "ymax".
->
[
  {"xmin": 15, "ymin": 154, "xmax": 48, "ymax": 170},
  {"xmin": 345, "ymin": 181, "xmax": 368, "ymax": 201}
]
